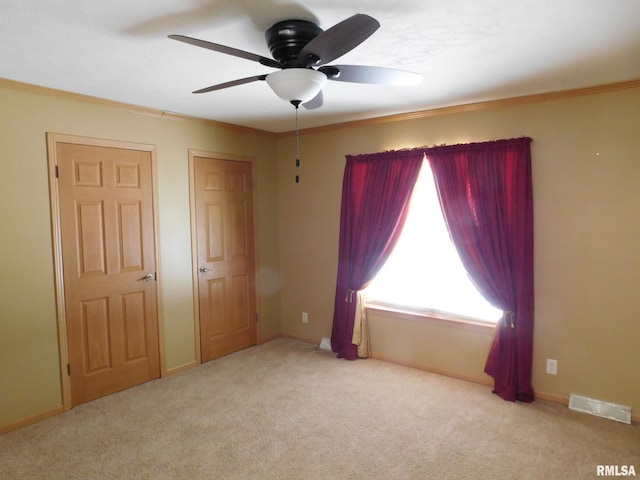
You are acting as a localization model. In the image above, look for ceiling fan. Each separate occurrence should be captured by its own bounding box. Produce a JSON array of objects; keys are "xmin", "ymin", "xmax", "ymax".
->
[{"xmin": 168, "ymin": 13, "xmax": 423, "ymax": 109}]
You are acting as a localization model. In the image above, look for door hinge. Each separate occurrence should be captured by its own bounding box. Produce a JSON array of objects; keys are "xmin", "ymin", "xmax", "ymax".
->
[
  {"xmin": 67, "ymin": 363, "xmax": 71, "ymax": 375},
  {"xmin": 55, "ymin": 165, "xmax": 59, "ymax": 178}
]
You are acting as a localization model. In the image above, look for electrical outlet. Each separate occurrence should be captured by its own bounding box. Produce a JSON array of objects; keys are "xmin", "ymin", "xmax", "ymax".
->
[
  {"xmin": 302, "ymin": 312, "xmax": 309, "ymax": 324},
  {"xmin": 546, "ymin": 358, "xmax": 558, "ymax": 375}
]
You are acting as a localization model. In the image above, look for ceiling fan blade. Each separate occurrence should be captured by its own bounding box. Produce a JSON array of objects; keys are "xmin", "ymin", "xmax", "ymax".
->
[
  {"xmin": 168, "ymin": 34, "xmax": 283, "ymax": 69},
  {"xmin": 302, "ymin": 90, "xmax": 323, "ymax": 110},
  {"xmin": 298, "ymin": 14, "xmax": 380, "ymax": 66},
  {"xmin": 193, "ymin": 74, "xmax": 268, "ymax": 94},
  {"xmin": 321, "ymin": 65, "xmax": 423, "ymax": 86}
]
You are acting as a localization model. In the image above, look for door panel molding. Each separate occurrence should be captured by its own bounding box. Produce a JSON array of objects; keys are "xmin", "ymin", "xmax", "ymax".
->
[
  {"xmin": 188, "ymin": 149, "xmax": 260, "ymax": 365},
  {"xmin": 46, "ymin": 133, "xmax": 165, "ymax": 411}
]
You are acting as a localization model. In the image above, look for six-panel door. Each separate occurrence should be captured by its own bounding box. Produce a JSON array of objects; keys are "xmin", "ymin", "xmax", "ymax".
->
[
  {"xmin": 57, "ymin": 142, "xmax": 160, "ymax": 406},
  {"xmin": 193, "ymin": 156, "xmax": 257, "ymax": 362}
]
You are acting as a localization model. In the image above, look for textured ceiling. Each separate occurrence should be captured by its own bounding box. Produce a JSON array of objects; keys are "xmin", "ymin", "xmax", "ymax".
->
[{"xmin": 2, "ymin": 0, "xmax": 640, "ymax": 132}]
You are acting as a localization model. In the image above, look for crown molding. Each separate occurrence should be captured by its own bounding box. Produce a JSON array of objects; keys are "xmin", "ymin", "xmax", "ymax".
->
[
  {"xmin": 0, "ymin": 77, "xmax": 273, "ymax": 137},
  {"xmin": 277, "ymin": 78, "xmax": 640, "ymax": 137},
  {"xmin": 3, "ymin": 76, "xmax": 639, "ymax": 139}
]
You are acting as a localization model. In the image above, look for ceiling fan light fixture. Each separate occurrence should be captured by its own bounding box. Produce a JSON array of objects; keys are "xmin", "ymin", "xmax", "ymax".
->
[{"xmin": 266, "ymin": 68, "xmax": 326, "ymax": 104}]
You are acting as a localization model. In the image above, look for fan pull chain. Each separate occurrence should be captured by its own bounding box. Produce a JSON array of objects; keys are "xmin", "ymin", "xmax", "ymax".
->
[{"xmin": 295, "ymin": 104, "xmax": 300, "ymax": 184}]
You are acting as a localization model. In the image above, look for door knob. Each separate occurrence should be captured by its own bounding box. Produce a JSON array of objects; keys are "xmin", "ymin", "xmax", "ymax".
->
[
  {"xmin": 199, "ymin": 267, "xmax": 211, "ymax": 273},
  {"xmin": 142, "ymin": 273, "xmax": 155, "ymax": 281}
]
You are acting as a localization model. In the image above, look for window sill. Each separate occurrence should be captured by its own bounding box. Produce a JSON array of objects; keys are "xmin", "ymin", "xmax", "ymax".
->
[{"xmin": 365, "ymin": 302, "xmax": 498, "ymax": 331}]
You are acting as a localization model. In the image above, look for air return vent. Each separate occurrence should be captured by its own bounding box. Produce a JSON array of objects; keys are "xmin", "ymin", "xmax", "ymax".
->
[{"xmin": 569, "ymin": 393, "xmax": 631, "ymax": 424}]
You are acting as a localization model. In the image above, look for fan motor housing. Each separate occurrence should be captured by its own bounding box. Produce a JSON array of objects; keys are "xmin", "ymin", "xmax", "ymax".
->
[{"xmin": 265, "ymin": 20, "xmax": 323, "ymax": 66}]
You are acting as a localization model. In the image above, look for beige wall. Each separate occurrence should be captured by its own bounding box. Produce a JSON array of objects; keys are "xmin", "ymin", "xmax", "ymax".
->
[
  {"xmin": 2, "ymin": 79, "xmax": 639, "ymax": 431},
  {"xmin": 0, "ymin": 82, "xmax": 281, "ymax": 429},
  {"xmin": 277, "ymin": 86, "xmax": 640, "ymax": 414}
]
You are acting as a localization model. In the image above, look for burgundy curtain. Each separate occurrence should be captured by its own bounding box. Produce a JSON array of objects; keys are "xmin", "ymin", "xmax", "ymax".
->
[
  {"xmin": 427, "ymin": 138, "xmax": 534, "ymax": 402},
  {"xmin": 331, "ymin": 150, "xmax": 423, "ymax": 360}
]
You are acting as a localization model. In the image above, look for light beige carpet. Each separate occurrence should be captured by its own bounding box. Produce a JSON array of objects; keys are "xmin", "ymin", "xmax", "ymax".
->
[{"xmin": 1, "ymin": 338, "xmax": 638, "ymax": 479}]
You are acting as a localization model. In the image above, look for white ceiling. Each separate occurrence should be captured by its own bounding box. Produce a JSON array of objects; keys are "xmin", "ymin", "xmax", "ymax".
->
[{"xmin": 2, "ymin": 1, "xmax": 640, "ymax": 133}]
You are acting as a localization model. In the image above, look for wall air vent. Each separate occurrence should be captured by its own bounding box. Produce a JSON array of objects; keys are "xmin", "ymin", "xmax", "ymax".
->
[{"xmin": 569, "ymin": 393, "xmax": 631, "ymax": 424}]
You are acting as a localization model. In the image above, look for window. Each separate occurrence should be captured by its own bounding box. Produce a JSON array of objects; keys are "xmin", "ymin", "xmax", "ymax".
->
[{"xmin": 364, "ymin": 159, "xmax": 503, "ymax": 323}]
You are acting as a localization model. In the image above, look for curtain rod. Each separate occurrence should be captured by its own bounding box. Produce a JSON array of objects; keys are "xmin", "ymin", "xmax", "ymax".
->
[{"xmin": 347, "ymin": 137, "xmax": 532, "ymax": 160}]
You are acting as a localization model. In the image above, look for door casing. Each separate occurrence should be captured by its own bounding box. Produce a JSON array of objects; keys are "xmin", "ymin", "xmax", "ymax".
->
[{"xmin": 46, "ymin": 133, "xmax": 165, "ymax": 411}]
